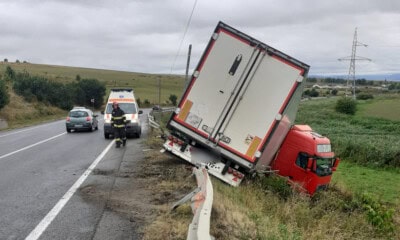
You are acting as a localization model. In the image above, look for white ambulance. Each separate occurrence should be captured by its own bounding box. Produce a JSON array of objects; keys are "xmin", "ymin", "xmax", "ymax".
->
[{"xmin": 102, "ymin": 88, "xmax": 142, "ymax": 138}]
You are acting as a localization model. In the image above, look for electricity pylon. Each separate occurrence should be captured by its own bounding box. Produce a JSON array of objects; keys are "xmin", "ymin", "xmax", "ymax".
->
[{"xmin": 338, "ymin": 27, "xmax": 371, "ymax": 99}]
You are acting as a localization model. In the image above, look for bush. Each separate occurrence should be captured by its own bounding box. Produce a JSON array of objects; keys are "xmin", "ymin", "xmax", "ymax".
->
[
  {"xmin": 357, "ymin": 93, "xmax": 374, "ymax": 100},
  {"xmin": 303, "ymin": 88, "xmax": 319, "ymax": 98},
  {"xmin": 74, "ymin": 78, "xmax": 106, "ymax": 108},
  {"xmin": 9, "ymin": 69, "xmax": 104, "ymax": 110},
  {"xmin": 169, "ymin": 94, "xmax": 178, "ymax": 106},
  {"xmin": 359, "ymin": 193, "xmax": 395, "ymax": 234},
  {"xmin": 335, "ymin": 97, "xmax": 357, "ymax": 115},
  {"xmin": 331, "ymin": 89, "xmax": 338, "ymax": 96},
  {"xmin": 0, "ymin": 79, "xmax": 9, "ymax": 110},
  {"xmin": 5, "ymin": 66, "xmax": 15, "ymax": 80},
  {"xmin": 309, "ymin": 88, "xmax": 319, "ymax": 97}
]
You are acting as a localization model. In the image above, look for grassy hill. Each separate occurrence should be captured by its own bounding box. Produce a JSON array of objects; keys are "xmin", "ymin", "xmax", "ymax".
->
[
  {"xmin": 0, "ymin": 62, "xmax": 185, "ymax": 106},
  {"xmin": 0, "ymin": 62, "xmax": 185, "ymax": 129},
  {"xmin": 0, "ymin": 85, "xmax": 67, "ymax": 128}
]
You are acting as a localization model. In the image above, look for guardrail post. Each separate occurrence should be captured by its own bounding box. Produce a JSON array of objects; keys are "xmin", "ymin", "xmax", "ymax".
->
[
  {"xmin": 147, "ymin": 113, "xmax": 160, "ymax": 129},
  {"xmin": 187, "ymin": 167, "xmax": 214, "ymax": 240},
  {"xmin": 171, "ymin": 166, "xmax": 214, "ymax": 240}
]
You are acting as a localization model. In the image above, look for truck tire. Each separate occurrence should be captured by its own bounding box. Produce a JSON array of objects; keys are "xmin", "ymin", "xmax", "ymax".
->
[{"xmin": 104, "ymin": 133, "xmax": 110, "ymax": 139}]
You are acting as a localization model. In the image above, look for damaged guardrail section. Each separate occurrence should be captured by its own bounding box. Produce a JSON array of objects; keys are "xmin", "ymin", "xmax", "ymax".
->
[
  {"xmin": 172, "ymin": 166, "xmax": 214, "ymax": 240},
  {"xmin": 147, "ymin": 114, "xmax": 160, "ymax": 129}
]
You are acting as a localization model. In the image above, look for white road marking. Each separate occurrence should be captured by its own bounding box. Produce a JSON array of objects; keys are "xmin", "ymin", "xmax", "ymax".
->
[
  {"xmin": 25, "ymin": 140, "xmax": 115, "ymax": 240},
  {"xmin": 0, "ymin": 121, "xmax": 62, "ymax": 138},
  {"xmin": 0, "ymin": 132, "xmax": 67, "ymax": 160}
]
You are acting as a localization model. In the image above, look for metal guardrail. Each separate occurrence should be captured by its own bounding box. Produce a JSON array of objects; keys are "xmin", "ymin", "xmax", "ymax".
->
[
  {"xmin": 162, "ymin": 107, "xmax": 176, "ymax": 113},
  {"xmin": 172, "ymin": 166, "xmax": 214, "ymax": 240},
  {"xmin": 148, "ymin": 107, "xmax": 175, "ymax": 129},
  {"xmin": 147, "ymin": 114, "xmax": 160, "ymax": 129}
]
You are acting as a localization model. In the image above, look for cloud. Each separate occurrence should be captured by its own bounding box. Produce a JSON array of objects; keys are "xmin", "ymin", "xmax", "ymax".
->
[{"xmin": 0, "ymin": 0, "xmax": 399, "ymax": 76}]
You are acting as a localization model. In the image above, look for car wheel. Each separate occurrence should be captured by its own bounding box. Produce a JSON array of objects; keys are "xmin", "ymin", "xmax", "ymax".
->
[
  {"xmin": 104, "ymin": 133, "xmax": 110, "ymax": 139},
  {"xmin": 67, "ymin": 128, "xmax": 71, "ymax": 133}
]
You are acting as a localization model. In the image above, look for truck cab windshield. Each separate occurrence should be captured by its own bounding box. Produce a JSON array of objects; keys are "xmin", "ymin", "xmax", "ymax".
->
[{"xmin": 315, "ymin": 158, "xmax": 334, "ymax": 177}]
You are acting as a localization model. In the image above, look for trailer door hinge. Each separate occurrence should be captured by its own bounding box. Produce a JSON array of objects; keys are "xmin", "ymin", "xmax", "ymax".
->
[
  {"xmin": 202, "ymin": 125, "xmax": 214, "ymax": 134},
  {"xmin": 218, "ymin": 133, "xmax": 231, "ymax": 144}
]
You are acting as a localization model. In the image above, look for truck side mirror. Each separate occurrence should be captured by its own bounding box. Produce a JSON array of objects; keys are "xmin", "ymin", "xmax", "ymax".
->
[
  {"xmin": 139, "ymin": 110, "xmax": 143, "ymax": 114},
  {"xmin": 332, "ymin": 158, "xmax": 340, "ymax": 171}
]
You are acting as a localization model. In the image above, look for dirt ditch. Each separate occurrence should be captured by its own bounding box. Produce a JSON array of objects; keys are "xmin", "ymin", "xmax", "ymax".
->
[{"xmin": 78, "ymin": 140, "xmax": 195, "ymax": 239}]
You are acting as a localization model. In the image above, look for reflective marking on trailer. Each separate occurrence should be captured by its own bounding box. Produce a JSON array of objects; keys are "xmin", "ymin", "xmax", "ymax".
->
[
  {"xmin": 177, "ymin": 99, "xmax": 193, "ymax": 122},
  {"xmin": 246, "ymin": 136, "xmax": 262, "ymax": 158}
]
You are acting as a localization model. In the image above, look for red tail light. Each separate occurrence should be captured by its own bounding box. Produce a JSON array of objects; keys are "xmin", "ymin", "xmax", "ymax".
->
[
  {"xmin": 168, "ymin": 135, "xmax": 174, "ymax": 141},
  {"xmin": 86, "ymin": 116, "xmax": 91, "ymax": 121}
]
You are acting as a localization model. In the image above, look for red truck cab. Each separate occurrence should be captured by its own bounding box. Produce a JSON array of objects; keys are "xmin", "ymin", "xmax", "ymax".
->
[{"xmin": 271, "ymin": 125, "xmax": 340, "ymax": 195}]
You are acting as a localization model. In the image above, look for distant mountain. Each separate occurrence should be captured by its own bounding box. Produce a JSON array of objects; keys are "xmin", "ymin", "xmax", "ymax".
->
[{"xmin": 310, "ymin": 73, "xmax": 400, "ymax": 82}]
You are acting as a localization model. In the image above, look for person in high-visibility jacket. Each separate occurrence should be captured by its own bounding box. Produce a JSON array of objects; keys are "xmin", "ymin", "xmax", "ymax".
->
[{"xmin": 111, "ymin": 102, "xmax": 127, "ymax": 148}]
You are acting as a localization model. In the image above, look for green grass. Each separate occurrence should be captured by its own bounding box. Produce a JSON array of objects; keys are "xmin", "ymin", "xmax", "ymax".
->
[
  {"xmin": 358, "ymin": 96, "xmax": 400, "ymax": 121},
  {"xmin": 0, "ymin": 62, "xmax": 185, "ymax": 105},
  {"xmin": 333, "ymin": 161, "xmax": 400, "ymax": 204}
]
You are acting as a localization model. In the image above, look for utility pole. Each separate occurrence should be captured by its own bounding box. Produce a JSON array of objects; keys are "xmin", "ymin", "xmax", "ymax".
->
[
  {"xmin": 338, "ymin": 27, "xmax": 371, "ymax": 100},
  {"xmin": 158, "ymin": 77, "xmax": 161, "ymax": 105}
]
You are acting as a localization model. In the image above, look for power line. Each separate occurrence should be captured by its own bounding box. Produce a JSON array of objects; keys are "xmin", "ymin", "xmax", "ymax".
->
[
  {"xmin": 338, "ymin": 27, "xmax": 371, "ymax": 99},
  {"xmin": 170, "ymin": 0, "xmax": 198, "ymax": 74}
]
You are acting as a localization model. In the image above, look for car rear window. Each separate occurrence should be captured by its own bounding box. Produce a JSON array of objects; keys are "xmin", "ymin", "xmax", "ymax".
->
[
  {"xmin": 105, "ymin": 103, "xmax": 137, "ymax": 114},
  {"xmin": 69, "ymin": 111, "xmax": 89, "ymax": 117}
]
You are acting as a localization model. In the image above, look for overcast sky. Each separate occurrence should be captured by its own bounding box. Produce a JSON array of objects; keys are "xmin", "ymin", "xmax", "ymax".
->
[{"xmin": 1, "ymin": 0, "xmax": 399, "ymax": 77}]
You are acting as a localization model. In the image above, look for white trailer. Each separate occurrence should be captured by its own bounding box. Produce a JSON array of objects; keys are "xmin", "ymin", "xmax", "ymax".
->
[{"xmin": 164, "ymin": 22, "xmax": 309, "ymax": 186}]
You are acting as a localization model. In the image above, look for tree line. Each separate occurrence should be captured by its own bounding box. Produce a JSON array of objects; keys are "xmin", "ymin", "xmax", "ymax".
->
[{"xmin": 0, "ymin": 66, "xmax": 105, "ymax": 111}]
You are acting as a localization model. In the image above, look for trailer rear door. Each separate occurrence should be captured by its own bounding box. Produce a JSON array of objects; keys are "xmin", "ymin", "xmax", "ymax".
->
[{"xmin": 168, "ymin": 22, "xmax": 309, "ymax": 169}]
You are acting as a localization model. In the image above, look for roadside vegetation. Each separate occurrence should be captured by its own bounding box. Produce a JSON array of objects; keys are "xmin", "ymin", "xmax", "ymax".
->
[
  {"xmin": 0, "ymin": 86, "xmax": 66, "ymax": 128},
  {"xmin": 0, "ymin": 62, "xmax": 183, "ymax": 129},
  {"xmin": 0, "ymin": 62, "xmax": 185, "ymax": 107},
  {"xmin": 143, "ymin": 94, "xmax": 400, "ymax": 239}
]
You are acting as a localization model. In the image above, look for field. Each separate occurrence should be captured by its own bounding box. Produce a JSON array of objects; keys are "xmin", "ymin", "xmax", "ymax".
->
[
  {"xmin": 333, "ymin": 161, "xmax": 400, "ymax": 204},
  {"xmin": 296, "ymin": 96, "xmax": 400, "ymax": 201},
  {"xmin": 0, "ymin": 62, "xmax": 185, "ymax": 106},
  {"xmin": 359, "ymin": 97, "xmax": 400, "ymax": 121}
]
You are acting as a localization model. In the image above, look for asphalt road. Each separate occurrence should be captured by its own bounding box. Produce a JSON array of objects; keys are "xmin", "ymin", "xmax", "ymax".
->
[{"xmin": 0, "ymin": 110, "xmax": 150, "ymax": 240}]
